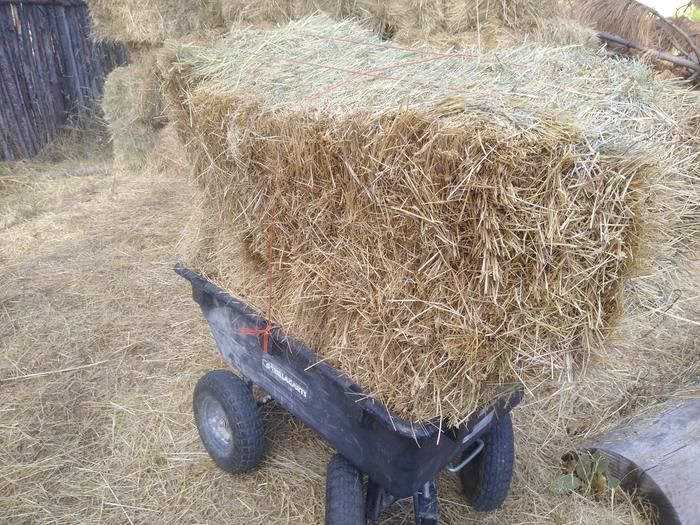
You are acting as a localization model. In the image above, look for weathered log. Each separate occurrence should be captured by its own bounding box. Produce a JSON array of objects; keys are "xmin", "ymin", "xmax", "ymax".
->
[
  {"xmin": 585, "ymin": 395, "xmax": 700, "ymax": 525},
  {"xmin": 55, "ymin": 6, "xmax": 84, "ymax": 111},
  {"xmin": 15, "ymin": 4, "xmax": 46, "ymax": 147},
  {"xmin": 25, "ymin": 8, "xmax": 53, "ymax": 139},
  {"xmin": 0, "ymin": 10, "xmax": 35, "ymax": 157},
  {"xmin": 39, "ymin": 8, "xmax": 63, "ymax": 138},
  {"xmin": 598, "ymin": 31, "xmax": 700, "ymax": 80}
]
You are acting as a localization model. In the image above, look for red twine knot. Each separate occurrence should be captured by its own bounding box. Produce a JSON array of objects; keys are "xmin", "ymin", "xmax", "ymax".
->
[{"xmin": 238, "ymin": 325, "xmax": 273, "ymax": 353}]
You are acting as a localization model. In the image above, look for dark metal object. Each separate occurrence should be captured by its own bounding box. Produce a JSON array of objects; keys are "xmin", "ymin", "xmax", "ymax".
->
[
  {"xmin": 446, "ymin": 439, "xmax": 484, "ymax": 474},
  {"xmin": 413, "ymin": 480, "xmax": 439, "ymax": 525},
  {"xmin": 597, "ymin": 31, "xmax": 700, "ymax": 81},
  {"xmin": 365, "ymin": 479, "xmax": 398, "ymax": 521},
  {"xmin": 177, "ymin": 264, "xmax": 522, "ymax": 523}
]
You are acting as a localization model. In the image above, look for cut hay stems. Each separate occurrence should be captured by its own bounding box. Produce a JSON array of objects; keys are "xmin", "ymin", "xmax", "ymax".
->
[
  {"xmin": 0, "ymin": 360, "xmax": 109, "ymax": 382},
  {"xmin": 305, "ymin": 55, "xmax": 462, "ymax": 102},
  {"xmin": 303, "ymin": 30, "xmax": 479, "ymax": 59},
  {"xmin": 232, "ymin": 49, "xmax": 479, "ymax": 95}
]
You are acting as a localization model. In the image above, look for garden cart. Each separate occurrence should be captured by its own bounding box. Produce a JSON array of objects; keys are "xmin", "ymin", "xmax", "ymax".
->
[{"xmin": 176, "ymin": 264, "xmax": 522, "ymax": 524}]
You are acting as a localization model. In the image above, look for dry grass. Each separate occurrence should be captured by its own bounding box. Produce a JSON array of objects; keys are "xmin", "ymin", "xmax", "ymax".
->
[
  {"xmin": 572, "ymin": 0, "xmax": 658, "ymax": 46},
  {"xmin": 445, "ymin": 0, "xmax": 560, "ymax": 33},
  {"xmin": 0, "ymin": 136, "xmax": 333, "ymax": 524},
  {"xmin": 395, "ymin": 16, "xmax": 598, "ymax": 52},
  {"xmin": 165, "ymin": 15, "xmax": 700, "ymax": 425},
  {"xmin": 1, "ymin": 127, "xmax": 696, "ymax": 522}
]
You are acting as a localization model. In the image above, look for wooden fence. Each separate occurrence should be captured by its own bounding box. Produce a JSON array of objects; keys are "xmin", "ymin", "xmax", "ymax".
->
[{"xmin": 0, "ymin": 0, "xmax": 129, "ymax": 160}]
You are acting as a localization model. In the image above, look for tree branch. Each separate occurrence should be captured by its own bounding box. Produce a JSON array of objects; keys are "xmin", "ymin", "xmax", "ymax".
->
[
  {"xmin": 646, "ymin": 5, "xmax": 700, "ymax": 63},
  {"xmin": 597, "ymin": 31, "xmax": 700, "ymax": 78}
]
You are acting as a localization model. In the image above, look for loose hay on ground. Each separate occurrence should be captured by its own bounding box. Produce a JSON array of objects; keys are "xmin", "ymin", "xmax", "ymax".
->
[{"xmin": 165, "ymin": 15, "xmax": 699, "ymax": 425}]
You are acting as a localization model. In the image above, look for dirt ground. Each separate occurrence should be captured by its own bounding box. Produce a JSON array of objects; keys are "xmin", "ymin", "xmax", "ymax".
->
[{"xmin": 1, "ymin": 146, "xmax": 696, "ymax": 523}]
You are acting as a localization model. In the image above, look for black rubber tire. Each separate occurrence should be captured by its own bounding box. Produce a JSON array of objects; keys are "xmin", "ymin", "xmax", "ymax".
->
[
  {"xmin": 193, "ymin": 369, "xmax": 264, "ymax": 474},
  {"xmin": 458, "ymin": 412, "xmax": 515, "ymax": 511},
  {"xmin": 325, "ymin": 454, "xmax": 365, "ymax": 525}
]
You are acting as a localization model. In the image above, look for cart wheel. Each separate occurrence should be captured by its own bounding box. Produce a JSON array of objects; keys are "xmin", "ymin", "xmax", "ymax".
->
[
  {"xmin": 325, "ymin": 454, "xmax": 365, "ymax": 525},
  {"xmin": 458, "ymin": 412, "xmax": 514, "ymax": 511},
  {"xmin": 193, "ymin": 370, "xmax": 263, "ymax": 474}
]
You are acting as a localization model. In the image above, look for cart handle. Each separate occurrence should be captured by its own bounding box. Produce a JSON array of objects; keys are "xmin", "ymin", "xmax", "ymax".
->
[{"xmin": 445, "ymin": 439, "xmax": 484, "ymax": 473}]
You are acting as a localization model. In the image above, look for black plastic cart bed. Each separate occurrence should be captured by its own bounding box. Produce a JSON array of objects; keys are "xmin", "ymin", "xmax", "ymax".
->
[{"xmin": 176, "ymin": 264, "xmax": 523, "ymax": 524}]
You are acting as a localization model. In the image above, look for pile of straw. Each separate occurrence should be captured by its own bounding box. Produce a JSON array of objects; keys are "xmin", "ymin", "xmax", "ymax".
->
[
  {"xmin": 1, "ymin": 132, "xmax": 696, "ymax": 523},
  {"xmin": 166, "ymin": 16, "xmax": 699, "ymax": 425}
]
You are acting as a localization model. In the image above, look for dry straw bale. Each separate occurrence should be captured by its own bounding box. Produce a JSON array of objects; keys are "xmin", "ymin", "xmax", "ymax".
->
[
  {"xmin": 351, "ymin": 0, "xmax": 446, "ymax": 35},
  {"xmin": 220, "ymin": 0, "xmax": 349, "ymax": 26},
  {"xmin": 445, "ymin": 0, "xmax": 561, "ymax": 33},
  {"xmin": 165, "ymin": 16, "xmax": 699, "ymax": 425},
  {"xmin": 396, "ymin": 16, "xmax": 598, "ymax": 52},
  {"xmin": 86, "ymin": 0, "xmax": 223, "ymax": 44},
  {"xmin": 102, "ymin": 53, "xmax": 167, "ymax": 171},
  {"xmin": 87, "ymin": 0, "xmax": 590, "ymax": 46}
]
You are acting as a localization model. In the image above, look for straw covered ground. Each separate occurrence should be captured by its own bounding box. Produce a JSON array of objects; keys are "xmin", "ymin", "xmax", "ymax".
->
[
  {"xmin": 1, "ymin": 125, "xmax": 697, "ymax": 523},
  {"xmin": 165, "ymin": 15, "xmax": 700, "ymax": 425}
]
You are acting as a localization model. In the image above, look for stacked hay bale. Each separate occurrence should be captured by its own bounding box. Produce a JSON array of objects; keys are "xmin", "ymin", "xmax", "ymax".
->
[
  {"xmin": 88, "ymin": 0, "xmax": 596, "ymax": 170},
  {"xmin": 86, "ymin": 0, "xmax": 222, "ymax": 170},
  {"xmin": 102, "ymin": 53, "xmax": 166, "ymax": 170},
  {"xmin": 86, "ymin": 0, "xmax": 223, "ymax": 43},
  {"xmin": 165, "ymin": 16, "xmax": 699, "ymax": 425}
]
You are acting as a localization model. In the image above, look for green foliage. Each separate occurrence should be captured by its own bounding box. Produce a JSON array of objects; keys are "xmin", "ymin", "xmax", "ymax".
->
[
  {"xmin": 550, "ymin": 451, "xmax": 621, "ymax": 498},
  {"xmin": 678, "ymin": 1, "xmax": 700, "ymax": 21}
]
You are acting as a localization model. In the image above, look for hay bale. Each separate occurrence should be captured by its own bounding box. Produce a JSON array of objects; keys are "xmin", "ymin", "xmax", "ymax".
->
[
  {"xmin": 395, "ymin": 17, "xmax": 598, "ymax": 52},
  {"xmin": 165, "ymin": 15, "xmax": 699, "ymax": 425},
  {"xmin": 445, "ymin": 0, "xmax": 561, "ymax": 33},
  {"xmin": 102, "ymin": 57, "xmax": 165, "ymax": 171},
  {"xmin": 86, "ymin": 0, "xmax": 223, "ymax": 44},
  {"xmin": 534, "ymin": 16, "xmax": 600, "ymax": 48},
  {"xmin": 87, "ymin": 0, "xmax": 592, "ymax": 48},
  {"xmin": 220, "ymin": 0, "xmax": 349, "ymax": 27},
  {"xmin": 352, "ymin": 0, "xmax": 445, "ymax": 35}
]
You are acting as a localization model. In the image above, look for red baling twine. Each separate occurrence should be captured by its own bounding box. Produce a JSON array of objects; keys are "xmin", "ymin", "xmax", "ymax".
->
[
  {"xmin": 238, "ymin": 174, "xmax": 276, "ymax": 353},
  {"xmin": 236, "ymin": 34, "xmax": 517, "ymax": 352}
]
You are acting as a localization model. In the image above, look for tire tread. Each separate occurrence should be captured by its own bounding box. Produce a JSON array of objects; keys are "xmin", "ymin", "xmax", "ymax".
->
[
  {"xmin": 193, "ymin": 369, "xmax": 264, "ymax": 474},
  {"xmin": 325, "ymin": 454, "xmax": 364, "ymax": 525},
  {"xmin": 459, "ymin": 412, "xmax": 514, "ymax": 511}
]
